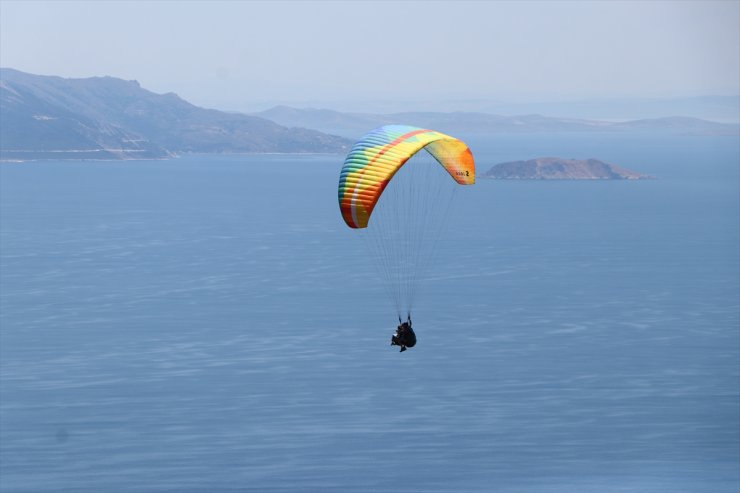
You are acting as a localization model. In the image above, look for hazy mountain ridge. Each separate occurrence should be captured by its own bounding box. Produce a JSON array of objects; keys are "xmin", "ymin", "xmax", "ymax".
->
[
  {"xmin": 2, "ymin": 69, "xmax": 736, "ymax": 162},
  {"xmin": 485, "ymin": 157, "xmax": 652, "ymax": 180},
  {"xmin": 255, "ymin": 105, "xmax": 740, "ymax": 139},
  {"xmin": 0, "ymin": 69, "xmax": 351, "ymax": 161},
  {"xmin": 402, "ymin": 95, "xmax": 740, "ymax": 123}
]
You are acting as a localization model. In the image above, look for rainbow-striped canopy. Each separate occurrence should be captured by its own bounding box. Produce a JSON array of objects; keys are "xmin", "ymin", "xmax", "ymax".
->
[{"xmin": 338, "ymin": 125, "xmax": 475, "ymax": 229}]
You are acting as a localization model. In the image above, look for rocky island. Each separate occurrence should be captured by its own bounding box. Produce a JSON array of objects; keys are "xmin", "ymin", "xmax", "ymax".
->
[{"xmin": 484, "ymin": 157, "xmax": 652, "ymax": 180}]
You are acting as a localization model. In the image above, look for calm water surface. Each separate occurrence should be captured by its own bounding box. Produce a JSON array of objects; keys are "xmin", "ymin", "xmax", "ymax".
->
[{"xmin": 1, "ymin": 134, "xmax": 738, "ymax": 492}]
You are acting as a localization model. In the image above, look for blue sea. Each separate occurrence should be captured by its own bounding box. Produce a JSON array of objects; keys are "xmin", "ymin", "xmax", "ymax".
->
[{"xmin": 1, "ymin": 133, "xmax": 738, "ymax": 492}]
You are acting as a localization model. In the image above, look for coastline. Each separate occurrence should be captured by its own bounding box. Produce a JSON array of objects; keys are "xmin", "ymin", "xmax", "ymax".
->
[{"xmin": 0, "ymin": 150, "xmax": 347, "ymax": 164}]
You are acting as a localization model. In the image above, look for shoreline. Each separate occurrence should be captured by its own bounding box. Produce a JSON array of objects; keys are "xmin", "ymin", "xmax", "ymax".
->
[{"xmin": 0, "ymin": 150, "xmax": 347, "ymax": 164}]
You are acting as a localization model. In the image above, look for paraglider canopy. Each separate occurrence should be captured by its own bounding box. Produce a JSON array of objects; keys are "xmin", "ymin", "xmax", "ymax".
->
[
  {"xmin": 337, "ymin": 124, "xmax": 475, "ymax": 319},
  {"xmin": 338, "ymin": 125, "xmax": 475, "ymax": 229}
]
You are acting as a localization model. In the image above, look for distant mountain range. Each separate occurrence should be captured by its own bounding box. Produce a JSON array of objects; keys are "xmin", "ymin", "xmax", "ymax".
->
[
  {"xmin": 0, "ymin": 68, "xmax": 351, "ymax": 161},
  {"xmin": 384, "ymin": 96, "xmax": 740, "ymax": 123},
  {"xmin": 238, "ymin": 94, "xmax": 739, "ymax": 122},
  {"xmin": 254, "ymin": 105, "xmax": 740, "ymax": 139},
  {"xmin": 485, "ymin": 157, "xmax": 651, "ymax": 180},
  {"xmin": 1, "ymin": 68, "xmax": 737, "ymax": 162}
]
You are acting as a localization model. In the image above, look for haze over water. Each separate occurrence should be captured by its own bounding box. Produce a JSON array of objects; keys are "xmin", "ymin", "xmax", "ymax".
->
[{"xmin": 0, "ymin": 132, "xmax": 737, "ymax": 492}]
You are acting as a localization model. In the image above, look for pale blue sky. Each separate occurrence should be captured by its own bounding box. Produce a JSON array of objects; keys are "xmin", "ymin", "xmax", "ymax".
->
[{"xmin": 1, "ymin": 0, "xmax": 738, "ymax": 112}]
